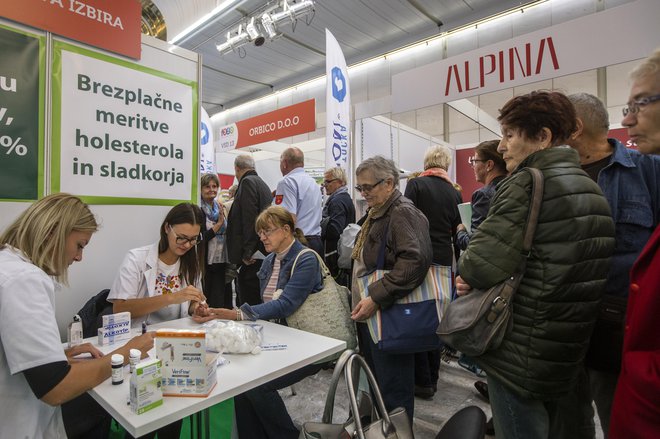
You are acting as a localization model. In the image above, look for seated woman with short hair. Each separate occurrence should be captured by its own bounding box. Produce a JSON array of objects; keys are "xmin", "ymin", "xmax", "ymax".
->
[{"xmin": 196, "ymin": 205, "xmax": 323, "ymax": 439}]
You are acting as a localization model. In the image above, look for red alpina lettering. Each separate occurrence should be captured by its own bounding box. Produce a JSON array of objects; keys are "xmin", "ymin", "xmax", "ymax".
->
[{"xmin": 444, "ymin": 37, "xmax": 560, "ymax": 97}]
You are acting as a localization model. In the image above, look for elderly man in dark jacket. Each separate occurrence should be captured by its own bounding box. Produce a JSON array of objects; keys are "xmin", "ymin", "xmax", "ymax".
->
[
  {"xmin": 457, "ymin": 91, "xmax": 615, "ymax": 439},
  {"xmin": 226, "ymin": 154, "xmax": 273, "ymax": 306},
  {"xmin": 321, "ymin": 166, "xmax": 355, "ymax": 284}
]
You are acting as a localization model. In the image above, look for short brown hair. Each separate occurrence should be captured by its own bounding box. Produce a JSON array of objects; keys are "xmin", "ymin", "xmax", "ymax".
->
[
  {"xmin": 200, "ymin": 173, "xmax": 219, "ymax": 187},
  {"xmin": 476, "ymin": 140, "xmax": 506, "ymax": 173},
  {"xmin": 498, "ymin": 91, "xmax": 577, "ymax": 146}
]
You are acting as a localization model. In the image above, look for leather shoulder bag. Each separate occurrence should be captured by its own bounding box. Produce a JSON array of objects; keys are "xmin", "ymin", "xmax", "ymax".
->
[{"xmin": 437, "ymin": 167, "xmax": 544, "ymax": 357}]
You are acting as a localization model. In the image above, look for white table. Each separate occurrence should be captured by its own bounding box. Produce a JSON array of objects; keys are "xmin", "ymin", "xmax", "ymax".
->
[{"xmin": 87, "ymin": 318, "xmax": 345, "ymax": 437}]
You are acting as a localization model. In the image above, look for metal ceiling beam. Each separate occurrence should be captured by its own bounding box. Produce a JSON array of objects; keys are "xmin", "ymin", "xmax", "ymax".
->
[{"xmin": 405, "ymin": 0, "xmax": 443, "ymax": 28}]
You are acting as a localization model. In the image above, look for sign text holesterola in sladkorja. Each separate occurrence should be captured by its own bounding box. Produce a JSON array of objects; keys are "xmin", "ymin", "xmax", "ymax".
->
[
  {"xmin": 325, "ymin": 29, "xmax": 350, "ymax": 171},
  {"xmin": 52, "ymin": 42, "xmax": 197, "ymax": 204}
]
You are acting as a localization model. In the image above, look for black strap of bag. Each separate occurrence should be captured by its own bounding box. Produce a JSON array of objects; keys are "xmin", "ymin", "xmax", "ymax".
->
[{"xmin": 486, "ymin": 167, "xmax": 544, "ymax": 322}]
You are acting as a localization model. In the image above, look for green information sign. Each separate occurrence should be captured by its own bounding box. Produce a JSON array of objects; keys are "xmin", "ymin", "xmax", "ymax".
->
[{"xmin": 0, "ymin": 25, "xmax": 44, "ymax": 201}]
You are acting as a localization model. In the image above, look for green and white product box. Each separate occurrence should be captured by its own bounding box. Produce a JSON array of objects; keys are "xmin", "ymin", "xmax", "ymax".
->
[{"xmin": 130, "ymin": 358, "xmax": 163, "ymax": 414}]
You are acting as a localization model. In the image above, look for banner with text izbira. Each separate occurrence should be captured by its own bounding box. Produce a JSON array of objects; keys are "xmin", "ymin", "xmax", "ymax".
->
[{"xmin": 51, "ymin": 41, "xmax": 198, "ymax": 205}]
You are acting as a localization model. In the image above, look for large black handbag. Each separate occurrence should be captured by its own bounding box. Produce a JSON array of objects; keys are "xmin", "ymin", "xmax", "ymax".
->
[
  {"xmin": 437, "ymin": 168, "xmax": 544, "ymax": 357},
  {"xmin": 299, "ymin": 350, "xmax": 413, "ymax": 439}
]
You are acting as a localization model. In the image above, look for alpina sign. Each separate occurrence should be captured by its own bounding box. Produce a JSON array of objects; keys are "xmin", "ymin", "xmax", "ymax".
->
[
  {"xmin": 444, "ymin": 37, "xmax": 559, "ymax": 96},
  {"xmin": 392, "ymin": 0, "xmax": 659, "ymax": 113}
]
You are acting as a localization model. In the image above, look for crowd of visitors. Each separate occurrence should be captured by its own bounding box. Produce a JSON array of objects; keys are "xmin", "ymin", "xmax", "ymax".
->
[{"xmin": 1, "ymin": 48, "xmax": 658, "ymax": 439}]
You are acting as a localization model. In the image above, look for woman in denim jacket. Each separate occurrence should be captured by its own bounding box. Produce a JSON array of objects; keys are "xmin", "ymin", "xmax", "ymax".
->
[{"xmin": 197, "ymin": 206, "xmax": 323, "ymax": 439}]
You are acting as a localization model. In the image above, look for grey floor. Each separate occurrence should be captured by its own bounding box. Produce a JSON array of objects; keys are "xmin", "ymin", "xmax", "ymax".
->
[{"xmin": 281, "ymin": 357, "xmax": 605, "ymax": 439}]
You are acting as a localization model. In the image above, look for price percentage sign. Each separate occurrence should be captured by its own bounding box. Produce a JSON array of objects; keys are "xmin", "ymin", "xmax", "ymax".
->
[{"xmin": 0, "ymin": 135, "xmax": 28, "ymax": 156}]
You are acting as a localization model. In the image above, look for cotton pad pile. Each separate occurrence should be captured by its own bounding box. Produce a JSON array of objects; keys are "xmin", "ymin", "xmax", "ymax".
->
[{"xmin": 204, "ymin": 321, "xmax": 262, "ymax": 354}]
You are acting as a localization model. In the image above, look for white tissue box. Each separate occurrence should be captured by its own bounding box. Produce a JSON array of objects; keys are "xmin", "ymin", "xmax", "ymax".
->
[
  {"xmin": 97, "ymin": 312, "xmax": 132, "ymax": 345},
  {"xmin": 130, "ymin": 358, "xmax": 163, "ymax": 414},
  {"xmin": 155, "ymin": 329, "xmax": 217, "ymax": 396}
]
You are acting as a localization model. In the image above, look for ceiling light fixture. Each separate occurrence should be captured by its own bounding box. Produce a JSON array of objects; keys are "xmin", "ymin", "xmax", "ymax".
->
[
  {"xmin": 246, "ymin": 17, "xmax": 265, "ymax": 46},
  {"xmin": 169, "ymin": 0, "xmax": 245, "ymax": 45},
  {"xmin": 216, "ymin": 0, "xmax": 315, "ymax": 55},
  {"xmin": 216, "ymin": 24, "xmax": 251, "ymax": 55}
]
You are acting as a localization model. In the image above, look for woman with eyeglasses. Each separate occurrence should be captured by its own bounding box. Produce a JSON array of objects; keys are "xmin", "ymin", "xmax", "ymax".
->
[
  {"xmin": 350, "ymin": 155, "xmax": 432, "ymax": 422},
  {"xmin": 108, "ymin": 203, "xmax": 208, "ymax": 328},
  {"xmin": 194, "ymin": 205, "xmax": 324, "ymax": 439},
  {"xmin": 107, "ymin": 203, "xmax": 208, "ymax": 439},
  {"xmin": 456, "ymin": 139, "xmax": 508, "ymax": 250}
]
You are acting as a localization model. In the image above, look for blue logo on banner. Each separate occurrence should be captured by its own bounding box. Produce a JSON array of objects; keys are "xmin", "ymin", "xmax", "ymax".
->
[
  {"xmin": 331, "ymin": 67, "xmax": 347, "ymax": 103},
  {"xmin": 201, "ymin": 122, "xmax": 209, "ymax": 145}
]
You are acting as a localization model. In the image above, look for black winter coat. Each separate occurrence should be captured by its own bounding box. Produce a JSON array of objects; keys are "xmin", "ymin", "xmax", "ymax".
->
[{"xmin": 226, "ymin": 170, "xmax": 272, "ymax": 264}]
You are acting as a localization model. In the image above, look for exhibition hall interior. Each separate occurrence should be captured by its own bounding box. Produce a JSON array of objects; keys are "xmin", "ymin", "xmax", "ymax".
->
[{"xmin": 0, "ymin": 0, "xmax": 657, "ymax": 438}]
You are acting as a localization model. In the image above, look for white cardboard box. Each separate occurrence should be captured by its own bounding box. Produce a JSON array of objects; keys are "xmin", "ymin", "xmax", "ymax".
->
[
  {"xmin": 98, "ymin": 311, "xmax": 132, "ymax": 346},
  {"xmin": 130, "ymin": 358, "xmax": 163, "ymax": 414},
  {"xmin": 155, "ymin": 329, "xmax": 217, "ymax": 397}
]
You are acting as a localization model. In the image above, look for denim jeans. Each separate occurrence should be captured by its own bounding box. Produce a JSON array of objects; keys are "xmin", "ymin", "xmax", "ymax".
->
[
  {"xmin": 488, "ymin": 371, "xmax": 595, "ymax": 439},
  {"xmin": 234, "ymin": 362, "xmax": 324, "ymax": 439},
  {"xmin": 357, "ymin": 323, "xmax": 415, "ymax": 422}
]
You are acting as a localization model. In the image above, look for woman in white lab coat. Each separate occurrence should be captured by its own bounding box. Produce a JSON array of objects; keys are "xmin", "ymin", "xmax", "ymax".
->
[
  {"xmin": 0, "ymin": 193, "xmax": 154, "ymax": 439},
  {"xmin": 108, "ymin": 202, "xmax": 208, "ymax": 439},
  {"xmin": 108, "ymin": 202, "xmax": 208, "ymax": 328}
]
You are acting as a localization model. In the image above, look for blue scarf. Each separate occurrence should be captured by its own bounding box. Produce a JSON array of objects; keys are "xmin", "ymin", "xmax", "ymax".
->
[{"xmin": 201, "ymin": 200, "xmax": 226, "ymax": 237}]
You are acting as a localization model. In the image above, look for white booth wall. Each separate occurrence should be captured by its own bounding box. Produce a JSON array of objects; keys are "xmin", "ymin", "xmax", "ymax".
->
[{"xmin": 0, "ymin": 28, "xmax": 201, "ymax": 338}]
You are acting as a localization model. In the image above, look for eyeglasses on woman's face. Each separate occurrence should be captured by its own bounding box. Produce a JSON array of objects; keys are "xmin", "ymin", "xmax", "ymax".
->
[
  {"xmin": 355, "ymin": 179, "xmax": 385, "ymax": 193},
  {"xmin": 167, "ymin": 226, "xmax": 201, "ymax": 246},
  {"xmin": 468, "ymin": 156, "xmax": 487, "ymax": 167},
  {"xmin": 622, "ymin": 94, "xmax": 660, "ymax": 117},
  {"xmin": 257, "ymin": 227, "xmax": 281, "ymax": 239},
  {"xmin": 322, "ymin": 178, "xmax": 338, "ymax": 186}
]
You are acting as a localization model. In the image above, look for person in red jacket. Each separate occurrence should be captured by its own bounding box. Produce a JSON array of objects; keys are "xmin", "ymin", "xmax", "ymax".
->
[{"xmin": 609, "ymin": 47, "xmax": 660, "ymax": 439}]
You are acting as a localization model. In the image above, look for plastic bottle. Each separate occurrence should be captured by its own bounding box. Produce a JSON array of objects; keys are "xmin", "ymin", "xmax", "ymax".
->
[
  {"xmin": 111, "ymin": 354, "xmax": 124, "ymax": 385},
  {"xmin": 129, "ymin": 349, "xmax": 141, "ymax": 373},
  {"xmin": 67, "ymin": 315, "xmax": 83, "ymax": 348}
]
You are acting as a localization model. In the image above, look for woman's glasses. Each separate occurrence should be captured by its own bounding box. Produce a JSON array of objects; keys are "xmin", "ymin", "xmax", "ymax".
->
[
  {"xmin": 257, "ymin": 227, "xmax": 281, "ymax": 238},
  {"xmin": 622, "ymin": 94, "xmax": 660, "ymax": 117},
  {"xmin": 355, "ymin": 179, "xmax": 385, "ymax": 193},
  {"xmin": 167, "ymin": 226, "xmax": 201, "ymax": 245},
  {"xmin": 468, "ymin": 157, "xmax": 487, "ymax": 167}
]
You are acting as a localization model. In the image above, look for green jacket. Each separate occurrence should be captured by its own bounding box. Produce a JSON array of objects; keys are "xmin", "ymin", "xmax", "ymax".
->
[{"xmin": 459, "ymin": 147, "xmax": 615, "ymax": 400}]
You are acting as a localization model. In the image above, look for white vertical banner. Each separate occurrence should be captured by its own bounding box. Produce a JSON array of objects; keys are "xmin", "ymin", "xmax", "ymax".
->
[
  {"xmin": 200, "ymin": 108, "xmax": 216, "ymax": 174},
  {"xmin": 325, "ymin": 29, "xmax": 350, "ymax": 170}
]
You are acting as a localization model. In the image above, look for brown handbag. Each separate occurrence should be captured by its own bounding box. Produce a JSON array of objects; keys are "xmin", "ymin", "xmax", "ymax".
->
[{"xmin": 437, "ymin": 168, "xmax": 544, "ymax": 357}]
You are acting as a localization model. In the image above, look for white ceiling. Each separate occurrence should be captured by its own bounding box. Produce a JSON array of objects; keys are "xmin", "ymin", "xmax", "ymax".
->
[{"xmin": 151, "ymin": 0, "xmax": 528, "ymax": 115}]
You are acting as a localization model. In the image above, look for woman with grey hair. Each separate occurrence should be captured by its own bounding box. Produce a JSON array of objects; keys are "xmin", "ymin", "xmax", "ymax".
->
[
  {"xmin": 404, "ymin": 145, "xmax": 462, "ymax": 399},
  {"xmin": 351, "ymin": 155, "xmax": 432, "ymax": 420}
]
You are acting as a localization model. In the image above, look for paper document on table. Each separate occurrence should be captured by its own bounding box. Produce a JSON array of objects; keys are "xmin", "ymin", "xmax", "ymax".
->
[
  {"xmin": 261, "ymin": 343, "xmax": 288, "ymax": 351},
  {"xmin": 458, "ymin": 202, "xmax": 472, "ymax": 233},
  {"xmin": 251, "ymin": 251, "xmax": 266, "ymax": 260}
]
